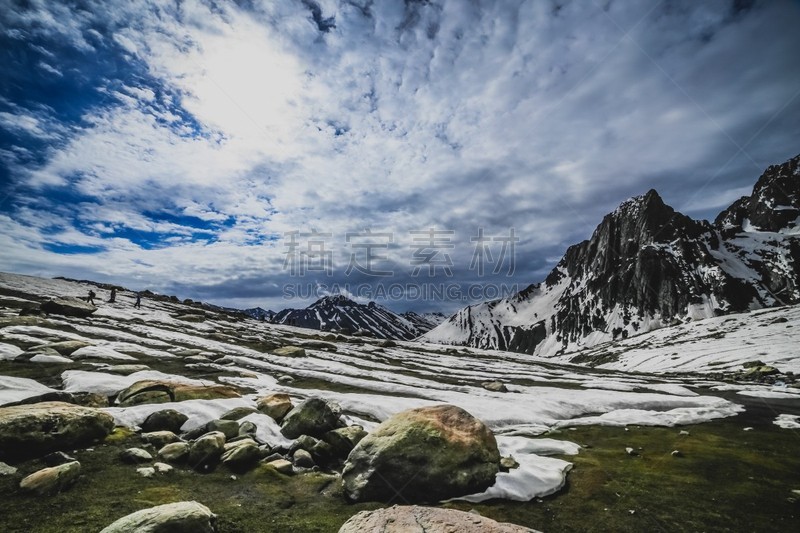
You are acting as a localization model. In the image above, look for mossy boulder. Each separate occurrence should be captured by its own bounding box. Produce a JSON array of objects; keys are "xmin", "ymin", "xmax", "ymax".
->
[
  {"xmin": 116, "ymin": 380, "xmax": 240, "ymax": 406},
  {"xmin": 0, "ymin": 402, "xmax": 114, "ymax": 460},
  {"xmin": 188, "ymin": 431, "xmax": 226, "ymax": 470},
  {"xmin": 341, "ymin": 405, "xmax": 500, "ymax": 503},
  {"xmin": 99, "ymin": 501, "xmax": 217, "ymax": 533},
  {"xmin": 280, "ymin": 398, "xmax": 343, "ymax": 439}
]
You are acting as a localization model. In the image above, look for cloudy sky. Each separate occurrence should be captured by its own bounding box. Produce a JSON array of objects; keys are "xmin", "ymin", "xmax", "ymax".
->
[{"xmin": 1, "ymin": 0, "xmax": 799, "ymax": 313}]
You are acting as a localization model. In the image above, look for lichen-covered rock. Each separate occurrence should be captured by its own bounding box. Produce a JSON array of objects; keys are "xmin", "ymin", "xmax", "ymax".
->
[
  {"xmin": 220, "ymin": 407, "xmax": 257, "ymax": 421},
  {"xmin": 120, "ymin": 447, "xmax": 153, "ymax": 464},
  {"xmin": 158, "ymin": 442, "xmax": 190, "ymax": 463},
  {"xmin": 141, "ymin": 409, "xmax": 189, "ymax": 433},
  {"xmin": 116, "ymin": 381, "xmax": 240, "ymax": 407},
  {"xmin": 0, "ymin": 402, "xmax": 114, "ymax": 460},
  {"xmin": 41, "ymin": 297, "xmax": 97, "ymax": 318},
  {"xmin": 342, "ymin": 405, "xmax": 500, "ymax": 503},
  {"xmin": 19, "ymin": 461, "xmax": 81, "ymax": 496},
  {"xmin": 141, "ymin": 431, "xmax": 181, "ymax": 449},
  {"xmin": 338, "ymin": 505, "xmax": 538, "ymax": 533},
  {"xmin": 292, "ymin": 449, "xmax": 314, "ymax": 468},
  {"xmin": 99, "ymin": 501, "xmax": 217, "ymax": 533},
  {"xmin": 221, "ymin": 439, "xmax": 260, "ymax": 470},
  {"xmin": 322, "ymin": 426, "xmax": 367, "ymax": 458},
  {"xmin": 206, "ymin": 419, "xmax": 239, "ymax": 440},
  {"xmin": 188, "ymin": 431, "xmax": 226, "ymax": 470},
  {"xmin": 263, "ymin": 458, "xmax": 293, "ymax": 475},
  {"xmin": 256, "ymin": 393, "xmax": 293, "ymax": 422},
  {"xmin": 280, "ymin": 398, "xmax": 342, "ymax": 439}
]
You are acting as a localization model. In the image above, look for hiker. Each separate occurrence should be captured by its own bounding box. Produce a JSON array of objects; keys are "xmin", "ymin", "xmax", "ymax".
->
[
  {"xmin": 108, "ymin": 288, "xmax": 116, "ymax": 303},
  {"xmin": 87, "ymin": 290, "xmax": 96, "ymax": 305},
  {"xmin": 134, "ymin": 292, "xmax": 141, "ymax": 308}
]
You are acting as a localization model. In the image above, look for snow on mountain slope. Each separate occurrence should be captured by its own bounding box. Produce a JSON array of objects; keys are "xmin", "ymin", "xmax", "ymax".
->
[
  {"xmin": 271, "ymin": 295, "xmax": 422, "ymax": 339},
  {"xmin": 424, "ymin": 153, "xmax": 800, "ymax": 359}
]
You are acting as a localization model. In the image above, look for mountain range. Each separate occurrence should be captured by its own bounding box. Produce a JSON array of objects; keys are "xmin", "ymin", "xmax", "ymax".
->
[
  {"xmin": 270, "ymin": 295, "xmax": 445, "ymax": 339},
  {"xmin": 423, "ymin": 153, "xmax": 800, "ymax": 356}
]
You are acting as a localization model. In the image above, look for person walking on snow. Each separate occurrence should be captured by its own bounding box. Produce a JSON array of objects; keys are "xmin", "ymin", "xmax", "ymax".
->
[
  {"xmin": 87, "ymin": 290, "xmax": 96, "ymax": 305},
  {"xmin": 108, "ymin": 288, "xmax": 116, "ymax": 303},
  {"xmin": 134, "ymin": 292, "xmax": 141, "ymax": 308}
]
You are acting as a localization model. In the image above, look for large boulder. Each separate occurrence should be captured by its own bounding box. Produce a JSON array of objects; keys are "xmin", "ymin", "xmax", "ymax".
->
[
  {"xmin": 280, "ymin": 398, "xmax": 343, "ymax": 439},
  {"xmin": 41, "ymin": 297, "xmax": 97, "ymax": 318},
  {"xmin": 19, "ymin": 461, "xmax": 82, "ymax": 496},
  {"xmin": 341, "ymin": 405, "xmax": 500, "ymax": 503},
  {"xmin": 99, "ymin": 501, "xmax": 217, "ymax": 533},
  {"xmin": 256, "ymin": 393, "xmax": 293, "ymax": 422},
  {"xmin": 338, "ymin": 506, "xmax": 538, "ymax": 533},
  {"xmin": 0, "ymin": 402, "xmax": 114, "ymax": 460},
  {"xmin": 116, "ymin": 380, "xmax": 240, "ymax": 406}
]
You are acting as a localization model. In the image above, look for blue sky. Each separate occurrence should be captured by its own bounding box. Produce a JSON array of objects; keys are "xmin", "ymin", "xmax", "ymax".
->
[{"xmin": 1, "ymin": 0, "xmax": 799, "ymax": 313}]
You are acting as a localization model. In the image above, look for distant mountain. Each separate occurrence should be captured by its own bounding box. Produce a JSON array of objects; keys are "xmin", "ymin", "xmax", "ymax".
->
[
  {"xmin": 271, "ymin": 295, "xmax": 424, "ymax": 340},
  {"xmin": 243, "ymin": 307, "xmax": 276, "ymax": 321},
  {"xmin": 401, "ymin": 311, "xmax": 447, "ymax": 334},
  {"xmin": 424, "ymin": 153, "xmax": 800, "ymax": 357}
]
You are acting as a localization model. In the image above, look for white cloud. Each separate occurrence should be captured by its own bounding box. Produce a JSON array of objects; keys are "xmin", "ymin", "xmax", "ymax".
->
[{"xmin": 2, "ymin": 0, "xmax": 799, "ymax": 310}]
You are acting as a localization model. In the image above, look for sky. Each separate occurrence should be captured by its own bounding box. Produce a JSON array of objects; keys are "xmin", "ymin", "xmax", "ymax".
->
[{"xmin": 0, "ymin": 0, "xmax": 799, "ymax": 314}]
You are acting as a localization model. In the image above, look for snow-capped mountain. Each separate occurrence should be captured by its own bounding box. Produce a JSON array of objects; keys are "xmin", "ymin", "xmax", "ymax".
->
[
  {"xmin": 271, "ymin": 295, "xmax": 424, "ymax": 340},
  {"xmin": 400, "ymin": 311, "xmax": 447, "ymax": 334},
  {"xmin": 424, "ymin": 153, "xmax": 800, "ymax": 356},
  {"xmin": 242, "ymin": 307, "xmax": 276, "ymax": 321}
]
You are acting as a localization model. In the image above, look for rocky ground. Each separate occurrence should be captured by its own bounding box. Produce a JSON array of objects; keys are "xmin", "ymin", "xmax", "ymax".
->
[{"xmin": 0, "ymin": 272, "xmax": 799, "ymax": 532}]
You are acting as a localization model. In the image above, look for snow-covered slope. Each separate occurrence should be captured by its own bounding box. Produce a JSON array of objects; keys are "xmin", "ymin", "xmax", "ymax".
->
[{"xmin": 424, "ymin": 153, "xmax": 800, "ymax": 358}]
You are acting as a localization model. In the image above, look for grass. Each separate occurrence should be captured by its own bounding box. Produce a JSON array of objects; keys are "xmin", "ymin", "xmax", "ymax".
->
[{"xmin": 1, "ymin": 413, "xmax": 798, "ymax": 532}]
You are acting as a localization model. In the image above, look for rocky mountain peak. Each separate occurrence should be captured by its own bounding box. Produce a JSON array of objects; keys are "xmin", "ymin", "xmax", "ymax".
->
[{"xmin": 715, "ymin": 153, "xmax": 800, "ymax": 232}]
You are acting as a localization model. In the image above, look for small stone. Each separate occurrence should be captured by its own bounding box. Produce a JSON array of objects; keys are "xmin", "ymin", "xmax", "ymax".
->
[
  {"xmin": 141, "ymin": 431, "xmax": 181, "ymax": 449},
  {"xmin": 238, "ymin": 421, "xmax": 257, "ymax": 437},
  {"xmin": 625, "ymin": 447, "xmax": 637, "ymax": 456},
  {"xmin": 277, "ymin": 375, "xmax": 295, "ymax": 384},
  {"xmin": 671, "ymin": 450, "xmax": 682, "ymax": 457},
  {"xmin": 272, "ymin": 346, "xmax": 306, "ymax": 357},
  {"xmin": 743, "ymin": 427, "xmax": 754, "ymax": 431},
  {"xmin": 293, "ymin": 449, "xmax": 315, "ymax": 468},
  {"xmin": 137, "ymin": 467, "xmax": 155, "ymax": 478},
  {"xmin": 500, "ymin": 456, "xmax": 520, "ymax": 470},
  {"xmin": 19, "ymin": 461, "xmax": 81, "ymax": 495},
  {"xmin": 0, "ymin": 461, "xmax": 17, "ymax": 475},
  {"xmin": 481, "ymin": 381, "xmax": 509, "ymax": 393},
  {"xmin": 153, "ymin": 462, "xmax": 173, "ymax": 474},
  {"xmin": 120, "ymin": 448, "xmax": 153, "ymax": 464},
  {"xmin": 158, "ymin": 442, "xmax": 190, "ymax": 463},
  {"xmin": 679, "ymin": 430, "xmax": 690, "ymax": 436},
  {"xmin": 264, "ymin": 458, "xmax": 294, "ymax": 475}
]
